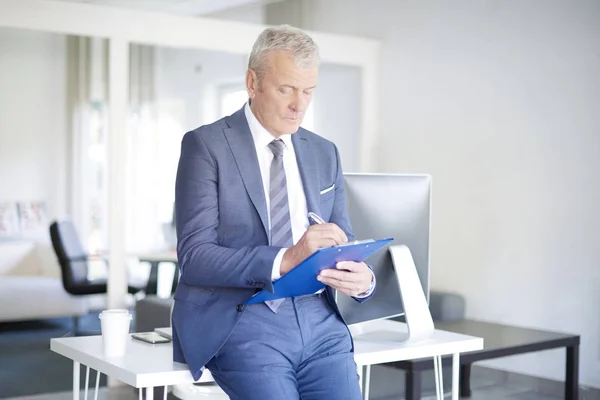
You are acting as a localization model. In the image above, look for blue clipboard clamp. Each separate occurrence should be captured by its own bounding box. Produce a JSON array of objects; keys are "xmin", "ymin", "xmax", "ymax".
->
[{"xmin": 245, "ymin": 237, "xmax": 393, "ymax": 305}]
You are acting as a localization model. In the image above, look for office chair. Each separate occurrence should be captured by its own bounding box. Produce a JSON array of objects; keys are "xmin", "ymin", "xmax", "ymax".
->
[
  {"xmin": 49, "ymin": 219, "xmax": 145, "ymax": 336},
  {"xmin": 49, "ymin": 220, "xmax": 144, "ymax": 297}
]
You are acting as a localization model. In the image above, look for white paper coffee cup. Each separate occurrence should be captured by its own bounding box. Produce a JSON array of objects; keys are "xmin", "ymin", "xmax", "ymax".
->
[{"xmin": 99, "ymin": 309, "xmax": 132, "ymax": 358}]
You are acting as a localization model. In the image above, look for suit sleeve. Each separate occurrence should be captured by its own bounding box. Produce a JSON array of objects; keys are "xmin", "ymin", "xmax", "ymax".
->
[
  {"xmin": 175, "ymin": 131, "xmax": 278, "ymax": 292},
  {"xmin": 328, "ymin": 144, "xmax": 376, "ymax": 303}
]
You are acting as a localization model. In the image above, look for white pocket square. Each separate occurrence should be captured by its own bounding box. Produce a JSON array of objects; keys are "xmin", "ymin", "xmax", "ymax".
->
[{"xmin": 319, "ymin": 184, "xmax": 335, "ymax": 195}]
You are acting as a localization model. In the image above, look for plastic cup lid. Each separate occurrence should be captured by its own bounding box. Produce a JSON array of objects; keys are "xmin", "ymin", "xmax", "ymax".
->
[{"xmin": 99, "ymin": 309, "xmax": 132, "ymax": 319}]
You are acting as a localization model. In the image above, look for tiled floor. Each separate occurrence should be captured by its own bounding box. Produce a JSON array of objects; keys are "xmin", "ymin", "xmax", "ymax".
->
[
  {"xmin": 4, "ymin": 383, "xmax": 563, "ymax": 400},
  {"xmin": 4, "ymin": 387, "xmax": 138, "ymax": 400},
  {"xmin": 5, "ymin": 360, "xmax": 591, "ymax": 400}
]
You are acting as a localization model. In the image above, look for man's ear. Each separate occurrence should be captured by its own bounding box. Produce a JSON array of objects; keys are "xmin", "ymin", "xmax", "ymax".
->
[{"xmin": 246, "ymin": 69, "xmax": 258, "ymax": 100}]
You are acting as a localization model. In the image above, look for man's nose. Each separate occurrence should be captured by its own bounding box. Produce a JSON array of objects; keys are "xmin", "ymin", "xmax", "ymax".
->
[{"xmin": 289, "ymin": 92, "xmax": 306, "ymax": 113}]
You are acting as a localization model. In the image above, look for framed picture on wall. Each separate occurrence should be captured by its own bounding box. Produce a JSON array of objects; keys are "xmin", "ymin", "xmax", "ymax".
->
[
  {"xmin": 0, "ymin": 202, "xmax": 20, "ymax": 238},
  {"xmin": 17, "ymin": 201, "xmax": 48, "ymax": 237}
]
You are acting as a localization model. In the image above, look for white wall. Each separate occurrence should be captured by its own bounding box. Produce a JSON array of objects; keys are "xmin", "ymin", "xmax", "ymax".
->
[
  {"xmin": 314, "ymin": 63, "xmax": 361, "ymax": 172},
  {"xmin": 155, "ymin": 47, "xmax": 249, "ymax": 130},
  {"xmin": 266, "ymin": 0, "xmax": 600, "ymax": 389},
  {"xmin": 0, "ymin": 27, "xmax": 70, "ymax": 220},
  {"xmin": 206, "ymin": 2, "xmax": 265, "ymax": 24}
]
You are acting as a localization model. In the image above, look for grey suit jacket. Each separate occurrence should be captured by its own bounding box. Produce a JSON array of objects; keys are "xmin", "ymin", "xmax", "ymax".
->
[{"xmin": 171, "ymin": 106, "xmax": 374, "ymax": 381}]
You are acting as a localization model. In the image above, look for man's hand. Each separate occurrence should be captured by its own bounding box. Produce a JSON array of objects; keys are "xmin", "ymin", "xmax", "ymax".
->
[
  {"xmin": 317, "ymin": 261, "xmax": 373, "ymax": 297},
  {"xmin": 280, "ymin": 223, "xmax": 348, "ymax": 275}
]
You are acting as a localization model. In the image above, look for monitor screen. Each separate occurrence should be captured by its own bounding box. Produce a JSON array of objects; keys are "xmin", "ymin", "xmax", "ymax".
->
[{"xmin": 336, "ymin": 173, "xmax": 432, "ymax": 325}]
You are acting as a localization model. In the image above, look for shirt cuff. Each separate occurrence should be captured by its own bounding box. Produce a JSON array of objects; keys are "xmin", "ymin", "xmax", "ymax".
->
[
  {"xmin": 354, "ymin": 267, "xmax": 376, "ymax": 298},
  {"xmin": 271, "ymin": 248, "xmax": 287, "ymax": 281}
]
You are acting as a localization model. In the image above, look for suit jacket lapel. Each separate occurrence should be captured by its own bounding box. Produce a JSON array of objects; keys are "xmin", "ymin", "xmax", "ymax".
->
[
  {"xmin": 224, "ymin": 108, "xmax": 269, "ymax": 236},
  {"xmin": 292, "ymin": 130, "xmax": 320, "ymax": 217}
]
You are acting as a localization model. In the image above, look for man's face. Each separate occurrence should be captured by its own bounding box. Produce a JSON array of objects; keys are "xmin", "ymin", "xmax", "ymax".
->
[{"xmin": 247, "ymin": 50, "xmax": 318, "ymax": 136}]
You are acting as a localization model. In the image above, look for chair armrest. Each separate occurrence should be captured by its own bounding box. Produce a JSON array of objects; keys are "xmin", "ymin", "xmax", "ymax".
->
[
  {"xmin": 63, "ymin": 254, "xmax": 104, "ymax": 262},
  {"xmin": 429, "ymin": 290, "xmax": 466, "ymax": 322}
]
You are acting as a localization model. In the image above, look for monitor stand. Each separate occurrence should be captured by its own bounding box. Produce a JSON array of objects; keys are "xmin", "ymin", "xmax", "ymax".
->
[
  {"xmin": 389, "ymin": 244, "xmax": 434, "ymax": 342},
  {"xmin": 348, "ymin": 245, "xmax": 434, "ymax": 343}
]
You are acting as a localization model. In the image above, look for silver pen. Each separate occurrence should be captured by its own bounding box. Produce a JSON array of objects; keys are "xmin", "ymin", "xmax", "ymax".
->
[
  {"xmin": 308, "ymin": 211, "xmax": 326, "ymax": 225},
  {"xmin": 308, "ymin": 212, "xmax": 358, "ymax": 246}
]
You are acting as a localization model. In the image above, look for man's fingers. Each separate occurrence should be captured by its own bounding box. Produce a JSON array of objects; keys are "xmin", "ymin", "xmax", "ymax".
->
[
  {"xmin": 330, "ymin": 223, "xmax": 348, "ymax": 244},
  {"xmin": 308, "ymin": 237, "xmax": 337, "ymax": 252},
  {"xmin": 318, "ymin": 263, "xmax": 371, "ymax": 296},
  {"xmin": 309, "ymin": 223, "xmax": 348, "ymax": 245},
  {"xmin": 336, "ymin": 261, "xmax": 364, "ymax": 272},
  {"xmin": 318, "ymin": 276, "xmax": 363, "ymax": 296},
  {"xmin": 319, "ymin": 268, "xmax": 359, "ymax": 282},
  {"xmin": 318, "ymin": 276, "xmax": 360, "ymax": 291}
]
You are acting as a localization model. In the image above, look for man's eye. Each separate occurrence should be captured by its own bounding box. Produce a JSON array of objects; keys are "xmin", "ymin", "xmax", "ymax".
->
[{"xmin": 279, "ymin": 87, "xmax": 291, "ymax": 94}]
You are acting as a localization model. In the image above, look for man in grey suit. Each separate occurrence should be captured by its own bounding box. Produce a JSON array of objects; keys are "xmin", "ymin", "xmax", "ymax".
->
[{"xmin": 172, "ymin": 25, "xmax": 375, "ymax": 399}]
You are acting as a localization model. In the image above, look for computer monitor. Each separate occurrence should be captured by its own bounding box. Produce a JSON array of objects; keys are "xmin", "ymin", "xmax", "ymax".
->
[{"xmin": 336, "ymin": 173, "xmax": 432, "ymax": 325}]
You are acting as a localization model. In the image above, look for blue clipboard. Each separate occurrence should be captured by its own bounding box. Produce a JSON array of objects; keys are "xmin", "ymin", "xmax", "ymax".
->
[{"xmin": 245, "ymin": 238, "xmax": 393, "ymax": 304}]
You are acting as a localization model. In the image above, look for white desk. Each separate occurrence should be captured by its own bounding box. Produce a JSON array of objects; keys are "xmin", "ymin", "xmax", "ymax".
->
[
  {"xmin": 350, "ymin": 320, "xmax": 483, "ymax": 400},
  {"xmin": 52, "ymin": 320, "xmax": 482, "ymax": 400},
  {"xmin": 50, "ymin": 335, "xmax": 193, "ymax": 400}
]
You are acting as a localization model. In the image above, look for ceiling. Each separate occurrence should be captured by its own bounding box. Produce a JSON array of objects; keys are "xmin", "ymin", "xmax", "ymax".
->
[{"xmin": 49, "ymin": 0, "xmax": 276, "ymax": 17}]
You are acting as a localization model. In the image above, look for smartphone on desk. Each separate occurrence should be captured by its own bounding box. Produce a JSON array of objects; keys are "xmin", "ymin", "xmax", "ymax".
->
[{"xmin": 131, "ymin": 332, "xmax": 171, "ymax": 344}]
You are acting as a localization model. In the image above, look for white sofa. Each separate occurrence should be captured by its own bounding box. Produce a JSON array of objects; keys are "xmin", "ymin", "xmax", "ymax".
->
[{"xmin": 0, "ymin": 239, "xmax": 89, "ymax": 323}]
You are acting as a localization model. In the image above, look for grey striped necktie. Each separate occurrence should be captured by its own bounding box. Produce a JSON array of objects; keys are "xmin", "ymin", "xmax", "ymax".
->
[{"xmin": 266, "ymin": 139, "xmax": 293, "ymax": 312}]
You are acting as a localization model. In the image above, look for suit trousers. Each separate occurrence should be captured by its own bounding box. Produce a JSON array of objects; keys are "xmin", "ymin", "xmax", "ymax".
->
[{"xmin": 205, "ymin": 293, "xmax": 362, "ymax": 400}]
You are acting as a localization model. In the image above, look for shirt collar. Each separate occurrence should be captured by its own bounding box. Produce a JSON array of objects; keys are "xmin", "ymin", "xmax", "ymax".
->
[{"xmin": 244, "ymin": 102, "xmax": 293, "ymax": 151}]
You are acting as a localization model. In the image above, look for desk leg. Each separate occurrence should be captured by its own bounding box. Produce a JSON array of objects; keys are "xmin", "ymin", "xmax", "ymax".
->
[
  {"xmin": 73, "ymin": 361, "xmax": 80, "ymax": 400},
  {"xmin": 405, "ymin": 370, "xmax": 421, "ymax": 400},
  {"xmin": 452, "ymin": 353, "xmax": 460, "ymax": 400},
  {"xmin": 146, "ymin": 387, "xmax": 154, "ymax": 400},
  {"xmin": 83, "ymin": 366, "xmax": 90, "ymax": 400},
  {"xmin": 357, "ymin": 364, "xmax": 363, "ymax": 392},
  {"xmin": 566, "ymin": 344, "xmax": 579, "ymax": 400},
  {"xmin": 460, "ymin": 363, "xmax": 472, "ymax": 397},
  {"xmin": 94, "ymin": 370, "xmax": 100, "ymax": 400},
  {"xmin": 362, "ymin": 365, "xmax": 371, "ymax": 400},
  {"xmin": 145, "ymin": 261, "xmax": 160, "ymax": 295},
  {"xmin": 434, "ymin": 355, "xmax": 444, "ymax": 400}
]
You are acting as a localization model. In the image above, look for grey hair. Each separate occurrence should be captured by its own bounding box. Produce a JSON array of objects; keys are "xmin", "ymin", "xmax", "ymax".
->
[{"xmin": 248, "ymin": 24, "xmax": 320, "ymax": 79}]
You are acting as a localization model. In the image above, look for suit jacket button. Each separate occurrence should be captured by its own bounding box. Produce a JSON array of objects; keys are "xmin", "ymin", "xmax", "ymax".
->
[{"xmin": 236, "ymin": 304, "xmax": 245, "ymax": 312}]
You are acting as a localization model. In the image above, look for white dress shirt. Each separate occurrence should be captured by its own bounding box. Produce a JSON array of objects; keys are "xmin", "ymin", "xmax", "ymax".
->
[
  {"xmin": 244, "ymin": 103, "xmax": 374, "ymax": 296},
  {"xmin": 245, "ymin": 103, "xmax": 309, "ymax": 281}
]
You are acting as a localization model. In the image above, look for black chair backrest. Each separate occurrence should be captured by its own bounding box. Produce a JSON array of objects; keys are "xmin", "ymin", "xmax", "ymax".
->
[{"xmin": 49, "ymin": 220, "xmax": 90, "ymax": 293}]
